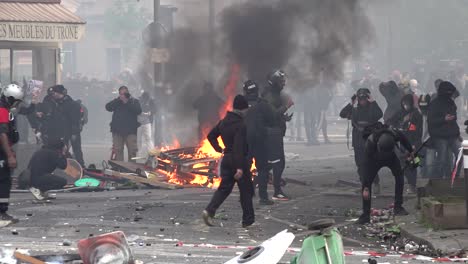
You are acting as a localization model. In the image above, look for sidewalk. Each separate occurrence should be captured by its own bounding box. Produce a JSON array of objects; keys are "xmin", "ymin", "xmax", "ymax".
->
[{"xmin": 396, "ymin": 198, "xmax": 468, "ymax": 255}]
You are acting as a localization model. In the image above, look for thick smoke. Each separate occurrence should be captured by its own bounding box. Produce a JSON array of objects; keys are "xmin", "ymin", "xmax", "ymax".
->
[{"xmin": 221, "ymin": 0, "xmax": 375, "ymax": 90}]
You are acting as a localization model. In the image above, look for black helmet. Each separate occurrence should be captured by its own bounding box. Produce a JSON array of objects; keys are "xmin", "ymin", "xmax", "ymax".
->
[
  {"xmin": 437, "ymin": 81, "xmax": 456, "ymax": 96},
  {"xmin": 356, "ymin": 88, "xmax": 371, "ymax": 99},
  {"xmin": 243, "ymin": 80, "xmax": 259, "ymax": 95},
  {"xmin": 377, "ymin": 133, "xmax": 395, "ymax": 153},
  {"xmin": 267, "ymin": 70, "xmax": 286, "ymax": 88}
]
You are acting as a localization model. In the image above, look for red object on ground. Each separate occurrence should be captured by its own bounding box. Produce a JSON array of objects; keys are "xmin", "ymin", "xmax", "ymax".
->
[{"xmin": 78, "ymin": 231, "xmax": 134, "ymax": 264}]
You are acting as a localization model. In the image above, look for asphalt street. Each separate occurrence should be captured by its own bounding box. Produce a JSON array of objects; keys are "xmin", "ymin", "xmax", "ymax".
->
[{"xmin": 0, "ymin": 133, "xmax": 433, "ymax": 264}]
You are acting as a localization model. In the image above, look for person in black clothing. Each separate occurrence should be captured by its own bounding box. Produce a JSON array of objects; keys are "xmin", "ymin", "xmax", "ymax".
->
[
  {"xmin": 243, "ymin": 80, "xmax": 276, "ymax": 205},
  {"xmin": 106, "ymin": 86, "xmax": 142, "ymax": 162},
  {"xmin": 379, "ymin": 81, "xmax": 403, "ymax": 126},
  {"xmin": 193, "ymin": 82, "xmax": 225, "ymax": 141},
  {"xmin": 202, "ymin": 95, "xmax": 255, "ymax": 228},
  {"xmin": 50, "ymin": 85, "xmax": 83, "ymax": 166},
  {"xmin": 357, "ymin": 124, "xmax": 413, "ymax": 224},
  {"xmin": 389, "ymin": 94, "xmax": 423, "ymax": 193},
  {"xmin": 19, "ymin": 139, "xmax": 68, "ymax": 200},
  {"xmin": 427, "ymin": 81, "xmax": 462, "ymax": 179},
  {"xmin": 262, "ymin": 70, "xmax": 294, "ymax": 201},
  {"xmin": 340, "ymin": 88, "xmax": 383, "ymax": 192}
]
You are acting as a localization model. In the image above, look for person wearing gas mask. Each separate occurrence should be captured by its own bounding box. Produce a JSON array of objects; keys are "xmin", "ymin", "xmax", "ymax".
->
[
  {"xmin": 243, "ymin": 80, "xmax": 276, "ymax": 205},
  {"xmin": 357, "ymin": 123, "xmax": 413, "ymax": 224},
  {"xmin": 388, "ymin": 94, "xmax": 423, "ymax": 193},
  {"xmin": 203, "ymin": 95, "xmax": 255, "ymax": 228},
  {"xmin": 262, "ymin": 70, "xmax": 294, "ymax": 201},
  {"xmin": 0, "ymin": 84, "xmax": 24, "ymax": 224},
  {"xmin": 340, "ymin": 88, "xmax": 383, "ymax": 192},
  {"xmin": 106, "ymin": 86, "xmax": 142, "ymax": 162},
  {"xmin": 48, "ymin": 85, "xmax": 83, "ymax": 166},
  {"xmin": 427, "ymin": 81, "xmax": 462, "ymax": 179}
]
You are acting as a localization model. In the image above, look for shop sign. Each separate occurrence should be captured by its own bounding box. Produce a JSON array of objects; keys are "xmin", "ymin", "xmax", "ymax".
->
[{"xmin": 0, "ymin": 22, "xmax": 85, "ymax": 42}]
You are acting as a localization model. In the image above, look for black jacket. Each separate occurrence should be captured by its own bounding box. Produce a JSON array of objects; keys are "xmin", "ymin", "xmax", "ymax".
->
[
  {"xmin": 207, "ymin": 111, "xmax": 248, "ymax": 170},
  {"xmin": 29, "ymin": 147, "xmax": 67, "ymax": 185},
  {"xmin": 387, "ymin": 95, "xmax": 423, "ymax": 147},
  {"xmin": 427, "ymin": 95, "xmax": 460, "ymax": 138},
  {"xmin": 340, "ymin": 101, "xmax": 383, "ymax": 148},
  {"xmin": 244, "ymin": 96, "xmax": 276, "ymax": 152},
  {"xmin": 379, "ymin": 83, "xmax": 403, "ymax": 124},
  {"xmin": 262, "ymin": 87, "xmax": 290, "ymax": 136},
  {"xmin": 40, "ymin": 95, "xmax": 81, "ymax": 141},
  {"xmin": 106, "ymin": 97, "xmax": 142, "ymax": 136}
]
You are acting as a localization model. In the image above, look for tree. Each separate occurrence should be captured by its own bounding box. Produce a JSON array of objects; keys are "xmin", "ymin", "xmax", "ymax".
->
[{"xmin": 103, "ymin": 0, "xmax": 151, "ymax": 65}]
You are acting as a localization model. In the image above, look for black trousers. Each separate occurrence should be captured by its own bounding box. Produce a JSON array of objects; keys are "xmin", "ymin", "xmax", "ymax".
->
[
  {"xmin": 205, "ymin": 156, "xmax": 255, "ymax": 226},
  {"xmin": 354, "ymin": 143, "xmax": 380, "ymax": 184},
  {"xmin": 253, "ymin": 151, "xmax": 270, "ymax": 200},
  {"xmin": 31, "ymin": 173, "xmax": 67, "ymax": 193},
  {"xmin": 362, "ymin": 154, "xmax": 404, "ymax": 217},
  {"xmin": 70, "ymin": 134, "xmax": 85, "ymax": 166},
  {"xmin": 266, "ymin": 129, "xmax": 286, "ymax": 195},
  {"xmin": 0, "ymin": 165, "xmax": 11, "ymax": 213}
]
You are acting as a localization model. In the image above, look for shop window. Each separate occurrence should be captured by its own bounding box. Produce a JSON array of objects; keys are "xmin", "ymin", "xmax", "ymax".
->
[
  {"xmin": 12, "ymin": 50, "xmax": 33, "ymax": 84},
  {"xmin": 0, "ymin": 49, "xmax": 10, "ymax": 85}
]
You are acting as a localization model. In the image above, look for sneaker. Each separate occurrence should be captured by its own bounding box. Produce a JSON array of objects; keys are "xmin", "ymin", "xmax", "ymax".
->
[
  {"xmin": 356, "ymin": 214, "xmax": 370, "ymax": 225},
  {"xmin": 272, "ymin": 193, "xmax": 290, "ymax": 201},
  {"xmin": 202, "ymin": 210, "xmax": 214, "ymax": 227},
  {"xmin": 406, "ymin": 185, "xmax": 416, "ymax": 194},
  {"xmin": 373, "ymin": 183, "xmax": 381, "ymax": 195},
  {"xmin": 0, "ymin": 212, "xmax": 18, "ymax": 224},
  {"xmin": 394, "ymin": 207, "xmax": 409, "ymax": 216},
  {"xmin": 242, "ymin": 222, "xmax": 256, "ymax": 228},
  {"xmin": 29, "ymin": 187, "xmax": 46, "ymax": 201},
  {"xmin": 259, "ymin": 199, "xmax": 274, "ymax": 205}
]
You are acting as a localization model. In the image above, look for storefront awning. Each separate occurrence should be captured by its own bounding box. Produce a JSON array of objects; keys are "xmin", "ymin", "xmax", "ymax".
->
[{"xmin": 0, "ymin": 0, "xmax": 86, "ymax": 42}]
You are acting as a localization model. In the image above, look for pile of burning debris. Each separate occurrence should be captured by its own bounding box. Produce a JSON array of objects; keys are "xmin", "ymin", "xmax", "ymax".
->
[{"xmin": 81, "ymin": 139, "xmax": 227, "ymax": 190}]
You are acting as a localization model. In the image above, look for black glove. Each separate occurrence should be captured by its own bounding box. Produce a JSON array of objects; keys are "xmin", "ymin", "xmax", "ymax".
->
[
  {"xmin": 284, "ymin": 113, "xmax": 293, "ymax": 122},
  {"xmin": 351, "ymin": 94, "xmax": 357, "ymax": 102},
  {"xmin": 464, "ymin": 120, "xmax": 468, "ymax": 134}
]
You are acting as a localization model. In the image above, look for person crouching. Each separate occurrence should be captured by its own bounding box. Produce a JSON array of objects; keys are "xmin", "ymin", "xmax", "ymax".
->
[{"xmin": 26, "ymin": 139, "xmax": 68, "ymax": 200}]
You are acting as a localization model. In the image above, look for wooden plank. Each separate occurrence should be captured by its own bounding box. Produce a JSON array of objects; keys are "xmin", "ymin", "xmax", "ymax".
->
[
  {"xmin": 14, "ymin": 252, "xmax": 47, "ymax": 264},
  {"xmin": 108, "ymin": 160, "xmax": 150, "ymax": 174},
  {"xmin": 104, "ymin": 170, "xmax": 182, "ymax": 190}
]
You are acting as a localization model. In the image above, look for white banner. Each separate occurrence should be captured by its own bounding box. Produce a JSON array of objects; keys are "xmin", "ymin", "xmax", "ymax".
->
[{"xmin": 0, "ymin": 22, "xmax": 85, "ymax": 42}]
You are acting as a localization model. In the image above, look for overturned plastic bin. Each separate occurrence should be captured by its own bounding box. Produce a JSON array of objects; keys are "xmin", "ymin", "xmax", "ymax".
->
[{"xmin": 291, "ymin": 219, "xmax": 345, "ymax": 264}]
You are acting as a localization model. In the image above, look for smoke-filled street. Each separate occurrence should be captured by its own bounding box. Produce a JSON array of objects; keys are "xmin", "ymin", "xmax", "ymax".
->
[
  {"xmin": 1, "ymin": 135, "xmax": 429, "ymax": 263},
  {"xmin": 2, "ymin": 0, "xmax": 468, "ymax": 263}
]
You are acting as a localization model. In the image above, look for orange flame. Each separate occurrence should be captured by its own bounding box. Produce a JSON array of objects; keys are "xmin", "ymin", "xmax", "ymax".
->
[{"xmin": 218, "ymin": 64, "xmax": 241, "ymax": 119}]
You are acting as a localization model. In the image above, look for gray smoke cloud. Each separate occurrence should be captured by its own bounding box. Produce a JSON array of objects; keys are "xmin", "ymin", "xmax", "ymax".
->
[{"xmin": 221, "ymin": 0, "xmax": 375, "ymax": 90}]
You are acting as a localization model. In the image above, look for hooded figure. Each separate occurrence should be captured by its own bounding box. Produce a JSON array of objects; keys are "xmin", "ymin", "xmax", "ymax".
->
[
  {"xmin": 388, "ymin": 94, "xmax": 423, "ymax": 192},
  {"xmin": 379, "ymin": 81, "xmax": 403, "ymax": 126},
  {"xmin": 427, "ymin": 81, "xmax": 461, "ymax": 179},
  {"xmin": 203, "ymin": 95, "xmax": 255, "ymax": 228}
]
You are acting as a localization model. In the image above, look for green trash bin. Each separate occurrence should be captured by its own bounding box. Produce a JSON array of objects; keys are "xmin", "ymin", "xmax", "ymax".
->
[{"xmin": 291, "ymin": 228, "xmax": 345, "ymax": 264}]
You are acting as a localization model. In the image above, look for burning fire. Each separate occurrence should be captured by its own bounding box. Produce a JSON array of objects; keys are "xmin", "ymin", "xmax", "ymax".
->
[
  {"xmin": 155, "ymin": 64, "xmax": 242, "ymax": 189},
  {"xmin": 218, "ymin": 64, "xmax": 241, "ymax": 119}
]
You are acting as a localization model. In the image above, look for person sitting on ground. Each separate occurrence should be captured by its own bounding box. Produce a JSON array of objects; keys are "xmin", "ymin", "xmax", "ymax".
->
[{"xmin": 21, "ymin": 139, "xmax": 68, "ymax": 200}]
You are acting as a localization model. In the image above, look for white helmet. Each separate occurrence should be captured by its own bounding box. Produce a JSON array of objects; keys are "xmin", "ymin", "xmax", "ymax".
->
[{"xmin": 3, "ymin": 84, "xmax": 24, "ymax": 101}]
